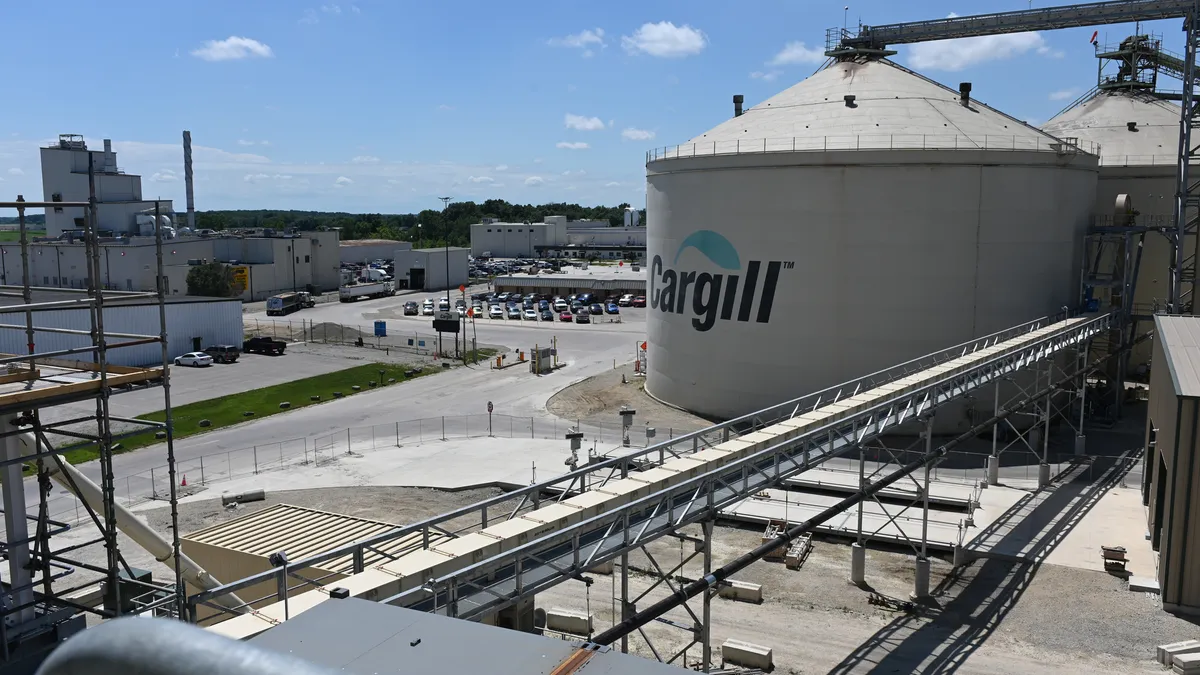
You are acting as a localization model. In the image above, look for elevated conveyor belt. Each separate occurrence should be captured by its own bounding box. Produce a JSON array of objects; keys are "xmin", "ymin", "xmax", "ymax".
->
[{"xmin": 198, "ymin": 312, "xmax": 1114, "ymax": 639}]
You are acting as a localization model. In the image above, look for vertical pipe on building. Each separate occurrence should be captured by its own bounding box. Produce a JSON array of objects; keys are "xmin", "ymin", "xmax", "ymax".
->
[
  {"xmin": 1162, "ymin": 397, "xmax": 1185, "ymax": 602},
  {"xmin": 1176, "ymin": 398, "xmax": 1199, "ymax": 608},
  {"xmin": 155, "ymin": 201, "xmax": 186, "ymax": 618},
  {"xmin": 17, "ymin": 197, "xmax": 34, "ymax": 375}
]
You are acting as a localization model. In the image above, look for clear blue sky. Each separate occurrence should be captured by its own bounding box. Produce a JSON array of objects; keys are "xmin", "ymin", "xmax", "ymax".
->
[{"xmin": 0, "ymin": 1, "xmax": 1185, "ymax": 214}]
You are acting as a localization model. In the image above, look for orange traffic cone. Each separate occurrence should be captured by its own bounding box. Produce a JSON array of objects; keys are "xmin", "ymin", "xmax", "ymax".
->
[{"xmin": 181, "ymin": 474, "xmax": 187, "ymax": 487}]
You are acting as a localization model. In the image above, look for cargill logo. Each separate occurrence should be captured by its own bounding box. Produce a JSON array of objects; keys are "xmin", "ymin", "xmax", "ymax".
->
[{"xmin": 651, "ymin": 230, "xmax": 792, "ymax": 332}]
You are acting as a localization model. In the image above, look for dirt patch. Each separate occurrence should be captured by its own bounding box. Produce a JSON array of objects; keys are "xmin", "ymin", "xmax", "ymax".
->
[{"xmin": 546, "ymin": 363, "xmax": 713, "ymax": 432}]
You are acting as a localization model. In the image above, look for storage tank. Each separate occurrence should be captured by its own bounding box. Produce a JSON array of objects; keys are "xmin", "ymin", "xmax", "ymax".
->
[
  {"xmin": 1042, "ymin": 89, "xmax": 1180, "ymax": 376},
  {"xmin": 644, "ymin": 57, "xmax": 1099, "ymax": 425}
]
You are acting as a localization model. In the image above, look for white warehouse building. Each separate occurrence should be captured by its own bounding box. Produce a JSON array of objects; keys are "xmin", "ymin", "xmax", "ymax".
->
[
  {"xmin": 0, "ymin": 292, "xmax": 242, "ymax": 367},
  {"xmin": 392, "ymin": 246, "xmax": 470, "ymax": 291},
  {"xmin": 470, "ymin": 215, "xmax": 646, "ymax": 260},
  {"xmin": 644, "ymin": 57, "xmax": 1098, "ymax": 426}
]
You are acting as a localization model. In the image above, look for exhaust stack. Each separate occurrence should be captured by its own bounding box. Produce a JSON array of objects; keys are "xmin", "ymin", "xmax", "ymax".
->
[
  {"xmin": 183, "ymin": 130, "xmax": 196, "ymax": 230},
  {"xmin": 733, "ymin": 94, "xmax": 744, "ymax": 117},
  {"xmin": 959, "ymin": 82, "xmax": 972, "ymax": 107}
]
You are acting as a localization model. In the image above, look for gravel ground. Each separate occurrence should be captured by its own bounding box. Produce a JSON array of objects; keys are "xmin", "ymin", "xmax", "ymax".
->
[{"xmin": 546, "ymin": 363, "xmax": 714, "ymax": 433}]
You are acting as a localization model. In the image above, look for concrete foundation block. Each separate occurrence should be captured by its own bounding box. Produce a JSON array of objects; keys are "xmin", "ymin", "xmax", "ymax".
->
[
  {"xmin": 545, "ymin": 607, "xmax": 592, "ymax": 636},
  {"xmin": 986, "ymin": 455, "xmax": 1000, "ymax": 486},
  {"xmin": 1159, "ymin": 640, "xmax": 1200, "ymax": 666},
  {"xmin": 493, "ymin": 596, "xmax": 536, "ymax": 633},
  {"xmin": 721, "ymin": 639, "xmax": 773, "ymax": 671},
  {"xmin": 718, "ymin": 579, "xmax": 763, "ymax": 604},
  {"xmin": 587, "ymin": 559, "xmax": 614, "ymax": 575},
  {"xmin": 1074, "ymin": 434, "xmax": 1086, "ymax": 456},
  {"xmin": 911, "ymin": 557, "xmax": 930, "ymax": 601},
  {"xmin": 1174, "ymin": 652, "xmax": 1200, "ymax": 673},
  {"xmin": 1037, "ymin": 463, "xmax": 1051, "ymax": 489},
  {"xmin": 850, "ymin": 543, "xmax": 865, "ymax": 585}
]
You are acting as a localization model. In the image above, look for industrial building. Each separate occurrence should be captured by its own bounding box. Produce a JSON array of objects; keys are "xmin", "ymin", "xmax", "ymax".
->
[
  {"xmin": 644, "ymin": 57, "xmax": 1096, "ymax": 421},
  {"xmin": 0, "ymin": 230, "xmax": 341, "ymax": 301},
  {"xmin": 392, "ymin": 246, "xmax": 469, "ymax": 290},
  {"xmin": 0, "ymin": 290, "xmax": 241, "ymax": 366},
  {"xmin": 470, "ymin": 214, "xmax": 646, "ymax": 260},
  {"xmin": 1145, "ymin": 315, "xmax": 1200, "ymax": 615},
  {"xmin": 39, "ymin": 135, "xmax": 173, "ymax": 239},
  {"xmin": 492, "ymin": 266, "xmax": 646, "ymax": 297},
  {"xmin": 340, "ymin": 239, "xmax": 411, "ymax": 264}
]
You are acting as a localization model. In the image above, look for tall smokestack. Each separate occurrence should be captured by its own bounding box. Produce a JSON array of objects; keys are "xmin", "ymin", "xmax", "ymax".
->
[{"xmin": 183, "ymin": 130, "xmax": 196, "ymax": 230}]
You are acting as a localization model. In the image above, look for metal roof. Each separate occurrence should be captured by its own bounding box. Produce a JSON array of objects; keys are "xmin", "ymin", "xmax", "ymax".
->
[
  {"xmin": 183, "ymin": 504, "xmax": 447, "ymax": 574},
  {"xmin": 250, "ymin": 596, "xmax": 680, "ymax": 675},
  {"xmin": 1041, "ymin": 90, "xmax": 1179, "ymax": 166},
  {"xmin": 1154, "ymin": 315, "xmax": 1200, "ymax": 399},
  {"xmin": 687, "ymin": 58, "xmax": 1059, "ymax": 147}
]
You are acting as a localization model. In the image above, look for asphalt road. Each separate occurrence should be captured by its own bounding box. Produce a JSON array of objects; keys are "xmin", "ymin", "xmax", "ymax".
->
[{"xmin": 31, "ymin": 290, "xmax": 650, "ymax": 517}]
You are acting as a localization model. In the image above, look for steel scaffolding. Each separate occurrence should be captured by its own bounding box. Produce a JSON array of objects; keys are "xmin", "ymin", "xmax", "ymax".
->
[{"xmin": 0, "ymin": 167, "xmax": 183, "ymax": 668}]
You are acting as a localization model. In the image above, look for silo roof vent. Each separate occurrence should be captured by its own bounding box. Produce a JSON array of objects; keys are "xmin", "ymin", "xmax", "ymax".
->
[
  {"xmin": 1127, "ymin": 121, "xmax": 1138, "ymax": 131},
  {"xmin": 844, "ymin": 94, "xmax": 857, "ymax": 108}
]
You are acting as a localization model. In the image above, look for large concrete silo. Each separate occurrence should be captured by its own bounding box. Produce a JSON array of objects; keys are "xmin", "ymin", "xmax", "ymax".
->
[
  {"xmin": 645, "ymin": 58, "xmax": 1099, "ymax": 426},
  {"xmin": 1042, "ymin": 89, "xmax": 1181, "ymax": 375}
]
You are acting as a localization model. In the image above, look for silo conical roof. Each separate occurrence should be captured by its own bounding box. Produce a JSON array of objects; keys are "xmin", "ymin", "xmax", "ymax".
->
[
  {"xmin": 1041, "ymin": 90, "xmax": 1178, "ymax": 165},
  {"xmin": 688, "ymin": 58, "xmax": 1061, "ymax": 149}
]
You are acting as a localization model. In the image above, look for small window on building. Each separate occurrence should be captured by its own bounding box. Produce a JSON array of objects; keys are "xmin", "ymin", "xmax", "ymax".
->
[
  {"xmin": 43, "ymin": 276, "xmax": 49, "ymax": 285},
  {"xmin": 487, "ymin": 229, "xmax": 492, "ymax": 233},
  {"xmin": 305, "ymin": 255, "xmax": 310, "ymax": 263},
  {"xmin": 508, "ymin": 229, "xmax": 513, "ymax": 233}
]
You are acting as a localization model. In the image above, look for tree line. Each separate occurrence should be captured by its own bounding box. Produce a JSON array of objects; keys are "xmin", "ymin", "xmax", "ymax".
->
[{"xmin": 194, "ymin": 200, "xmax": 644, "ymax": 247}]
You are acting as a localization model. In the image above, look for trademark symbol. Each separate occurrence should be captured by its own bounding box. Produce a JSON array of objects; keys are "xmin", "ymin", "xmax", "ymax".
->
[{"xmin": 783, "ymin": 261, "xmax": 795, "ymax": 269}]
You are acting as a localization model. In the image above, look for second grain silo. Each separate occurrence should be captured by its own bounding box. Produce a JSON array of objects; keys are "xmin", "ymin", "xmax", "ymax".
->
[{"xmin": 645, "ymin": 56, "xmax": 1099, "ymax": 427}]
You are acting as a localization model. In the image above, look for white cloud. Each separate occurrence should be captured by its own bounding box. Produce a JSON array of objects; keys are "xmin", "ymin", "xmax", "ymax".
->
[
  {"xmin": 548, "ymin": 28, "xmax": 605, "ymax": 52},
  {"xmin": 351, "ymin": 4, "xmax": 361, "ymax": 13},
  {"xmin": 621, "ymin": 128, "xmax": 655, "ymax": 141},
  {"xmin": 237, "ymin": 139, "xmax": 270, "ymax": 146},
  {"xmin": 7, "ymin": 168, "xmax": 23, "ymax": 176},
  {"xmin": 1048, "ymin": 88, "xmax": 1078, "ymax": 101},
  {"xmin": 556, "ymin": 142, "xmax": 589, "ymax": 150},
  {"xmin": 533, "ymin": 158, "xmax": 544, "ymax": 164},
  {"xmin": 321, "ymin": 4, "xmax": 341, "ymax": 13},
  {"xmin": 525, "ymin": 176, "xmax": 545, "ymax": 186},
  {"xmin": 750, "ymin": 70, "xmax": 781, "ymax": 82},
  {"xmin": 191, "ymin": 36, "xmax": 274, "ymax": 62},
  {"xmin": 299, "ymin": 9, "xmax": 319, "ymax": 24},
  {"xmin": 437, "ymin": 104, "xmax": 455, "ymax": 111},
  {"xmin": 468, "ymin": 175, "xmax": 494, "ymax": 183},
  {"xmin": 605, "ymin": 181, "xmax": 621, "ymax": 187},
  {"xmin": 494, "ymin": 164, "xmax": 509, "ymax": 171},
  {"xmin": 907, "ymin": 16, "xmax": 1056, "ymax": 72},
  {"xmin": 622, "ymin": 22, "xmax": 707, "ymax": 58},
  {"xmin": 150, "ymin": 170, "xmax": 178, "ymax": 182},
  {"xmin": 562, "ymin": 169, "xmax": 586, "ymax": 176},
  {"xmin": 334, "ymin": 176, "xmax": 353, "ymax": 186},
  {"xmin": 565, "ymin": 113, "xmax": 605, "ymax": 131},
  {"xmin": 768, "ymin": 42, "xmax": 825, "ymax": 66},
  {"xmin": 243, "ymin": 173, "xmax": 270, "ymax": 183},
  {"xmin": 351, "ymin": 155, "xmax": 381, "ymax": 164}
]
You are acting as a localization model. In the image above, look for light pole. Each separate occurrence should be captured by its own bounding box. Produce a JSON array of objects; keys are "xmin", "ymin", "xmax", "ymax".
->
[{"xmin": 439, "ymin": 196, "xmax": 453, "ymax": 356}]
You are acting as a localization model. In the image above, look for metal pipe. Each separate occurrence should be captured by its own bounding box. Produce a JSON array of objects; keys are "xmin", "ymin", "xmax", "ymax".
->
[{"xmin": 0, "ymin": 322, "xmax": 161, "ymax": 340}]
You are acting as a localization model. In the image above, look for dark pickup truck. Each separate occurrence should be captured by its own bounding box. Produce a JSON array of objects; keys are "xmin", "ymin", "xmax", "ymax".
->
[{"xmin": 243, "ymin": 337, "xmax": 286, "ymax": 356}]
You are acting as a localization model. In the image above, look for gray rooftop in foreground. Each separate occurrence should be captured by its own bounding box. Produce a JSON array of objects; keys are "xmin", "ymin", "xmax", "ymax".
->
[
  {"xmin": 1155, "ymin": 315, "xmax": 1200, "ymax": 399},
  {"xmin": 688, "ymin": 58, "xmax": 1058, "ymax": 147},
  {"xmin": 248, "ymin": 597, "xmax": 678, "ymax": 675}
]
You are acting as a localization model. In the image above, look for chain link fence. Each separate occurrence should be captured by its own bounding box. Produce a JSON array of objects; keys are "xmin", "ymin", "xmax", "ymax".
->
[
  {"xmin": 243, "ymin": 318, "xmax": 482, "ymax": 358},
  {"xmin": 39, "ymin": 413, "xmax": 693, "ymax": 522}
]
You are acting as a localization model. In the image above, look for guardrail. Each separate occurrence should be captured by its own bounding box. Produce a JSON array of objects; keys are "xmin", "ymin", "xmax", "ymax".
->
[
  {"xmin": 645, "ymin": 135, "xmax": 1102, "ymax": 162},
  {"xmin": 187, "ymin": 309, "xmax": 1106, "ymax": 621}
]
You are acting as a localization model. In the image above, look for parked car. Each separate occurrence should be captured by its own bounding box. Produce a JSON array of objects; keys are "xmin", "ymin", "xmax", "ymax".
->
[
  {"xmin": 632, "ymin": 296, "xmax": 647, "ymax": 307},
  {"xmin": 605, "ymin": 303, "xmax": 620, "ymax": 314},
  {"xmin": 523, "ymin": 299, "xmax": 535, "ymax": 310},
  {"xmin": 540, "ymin": 309, "xmax": 555, "ymax": 321},
  {"xmin": 507, "ymin": 306, "xmax": 522, "ymax": 319},
  {"xmin": 553, "ymin": 300, "xmax": 568, "ymax": 312},
  {"xmin": 403, "ymin": 301, "xmax": 419, "ymax": 316},
  {"xmin": 497, "ymin": 292, "xmax": 510, "ymax": 302},
  {"xmin": 619, "ymin": 294, "xmax": 634, "ymax": 306},
  {"xmin": 421, "ymin": 300, "xmax": 435, "ymax": 315},
  {"xmin": 243, "ymin": 337, "xmax": 286, "ymax": 355},
  {"xmin": 560, "ymin": 311, "xmax": 574, "ymax": 322},
  {"xmin": 174, "ymin": 352, "xmax": 213, "ymax": 367},
  {"xmin": 589, "ymin": 303, "xmax": 604, "ymax": 315},
  {"xmin": 575, "ymin": 312, "xmax": 591, "ymax": 324},
  {"xmin": 204, "ymin": 344, "xmax": 240, "ymax": 364},
  {"xmin": 489, "ymin": 305, "xmax": 504, "ymax": 319},
  {"xmin": 523, "ymin": 308, "xmax": 538, "ymax": 321}
]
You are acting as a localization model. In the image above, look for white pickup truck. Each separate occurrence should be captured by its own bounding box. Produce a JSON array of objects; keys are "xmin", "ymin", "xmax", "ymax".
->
[{"xmin": 339, "ymin": 280, "xmax": 395, "ymax": 302}]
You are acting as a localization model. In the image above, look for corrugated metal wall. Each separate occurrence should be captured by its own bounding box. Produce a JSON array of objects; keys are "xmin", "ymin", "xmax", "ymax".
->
[{"xmin": 0, "ymin": 300, "xmax": 242, "ymax": 366}]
